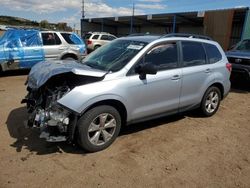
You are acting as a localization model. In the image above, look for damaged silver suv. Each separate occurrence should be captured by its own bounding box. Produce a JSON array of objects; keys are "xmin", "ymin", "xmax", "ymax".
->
[{"xmin": 22, "ymin": 34, "xmax": 231, "ymax": 152}]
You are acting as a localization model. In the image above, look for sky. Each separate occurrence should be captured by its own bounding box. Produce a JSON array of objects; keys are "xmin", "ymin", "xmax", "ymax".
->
[{"xmin": 0, "ymin": 0, "xmax": 250, "ymax": 29}]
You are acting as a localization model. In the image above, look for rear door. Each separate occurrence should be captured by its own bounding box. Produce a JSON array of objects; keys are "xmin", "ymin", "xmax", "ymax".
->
[
  {"xmin": 179, "ymin": 41, "xmax": 214, "ymax": 111},
  {"xmin": 41, "ymin": 32, "xmax": 64, "ymax": 60},
  {"xmin": 19, "ymin": 33, "xmax": 44, "ymax": 68}
]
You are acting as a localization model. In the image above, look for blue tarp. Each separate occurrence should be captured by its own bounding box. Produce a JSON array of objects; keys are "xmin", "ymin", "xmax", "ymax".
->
[{"xmin": 0, "ymin": 29, "xmax": 45, "ymax": 70}]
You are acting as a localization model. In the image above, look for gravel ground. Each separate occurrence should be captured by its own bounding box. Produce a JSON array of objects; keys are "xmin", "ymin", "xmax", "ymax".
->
[{"xmin": 0, "ymin": 71, "xmax": 250, "ymax": 188}]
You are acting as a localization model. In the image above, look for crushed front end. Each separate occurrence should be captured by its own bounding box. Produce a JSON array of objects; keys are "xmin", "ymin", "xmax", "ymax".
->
[
  {"xmin": 22, "ymin": 84, "xmax": 75, "ymax": 142},
  {"xmin": 21, "ymin": 60, "xmax": 106, "ymax": 142}
]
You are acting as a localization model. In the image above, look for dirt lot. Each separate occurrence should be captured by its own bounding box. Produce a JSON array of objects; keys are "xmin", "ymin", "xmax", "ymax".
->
[{"xmin": 0, "ymin": 72, "xmax": 250, "ymax": 188}]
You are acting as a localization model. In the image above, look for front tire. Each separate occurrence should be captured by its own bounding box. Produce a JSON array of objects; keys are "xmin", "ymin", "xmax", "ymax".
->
[
  {"xmin": 77, "ymin": 105, "xmax": 121, "ymax": 152},
  {"xmin": 200, "ymin": 86, "xmax": 221, "ymax": 117}
]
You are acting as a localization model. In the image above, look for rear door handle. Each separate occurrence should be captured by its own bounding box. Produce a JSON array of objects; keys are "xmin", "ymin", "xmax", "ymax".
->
[
  {"xmin": 59, "ymin": 47, "xmax": 67, "ymax": 50},
  {"xmin": 205, "ymin": 69, "xmax": 211, "ymax": 73},
  {"xmin": 171, "ymin": 75, "xmax": 181, "ymax": 80}
]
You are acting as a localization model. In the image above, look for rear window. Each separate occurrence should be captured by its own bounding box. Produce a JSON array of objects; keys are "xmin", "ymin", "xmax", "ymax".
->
[
  {"xmin": 182, "ymin": 41, "xmax": 206, "ymax": 67},
  {"xmin": 203, "ymin": 43, "xmax": 222, "ymax": 63},
  {"xmin": 61, "ymin": 33, "xmax": 83, "ymax": 45},
  {"xmin": 92, "ymin": 35, "xmax": 99, "ymax": 40}
]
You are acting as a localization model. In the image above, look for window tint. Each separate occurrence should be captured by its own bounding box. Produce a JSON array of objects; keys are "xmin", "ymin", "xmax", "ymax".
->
[
  {"xmin": 101, "ymin": 35, "xmax": 109, "ymax": 40},
  {"xmin": 92, "ymin": 35, "xmax": 99, "ymax": 40},
  {"xmin": 182, "ymin": 41, "xmax": 206, "ymax": 67},
  {"xmin": 204, "ymin": 43, "xmax": 222, "ymax": 63},
  {"xmin": 144, "ymin": 42, "xmax": 178, "ymax": 70},
  {"xmin": 61, "ymin": 33, "xmax": 83, "ymax": 45},
  {"xmin": 54, "ymin": 33, "xmax": 61, "ymax": 45},
  {"xmin": 108, "ymin": 36, "xmax": 116, "ymax": 40},
  {"xmin": 84, "ymin": 34, "xmax": 92, "ymax": 39},
  {"xmin": 42, "ymin": 33, "xmax": 61, "ymax": 45}
]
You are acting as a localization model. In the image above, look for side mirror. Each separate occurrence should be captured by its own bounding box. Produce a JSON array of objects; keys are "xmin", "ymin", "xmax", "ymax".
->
[{"xmin": 135, "ymin": 63, "xmax": 157, "ymax": 80}]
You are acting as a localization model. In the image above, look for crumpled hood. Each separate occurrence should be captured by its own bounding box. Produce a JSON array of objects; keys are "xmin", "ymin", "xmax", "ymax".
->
[
  {"xmin": 226, "ymin": 50, "xmax": 250, "ymax": 59},
  {"xmin": 28, "ymin": 60, "xmax": 106, "ymax": 89}
]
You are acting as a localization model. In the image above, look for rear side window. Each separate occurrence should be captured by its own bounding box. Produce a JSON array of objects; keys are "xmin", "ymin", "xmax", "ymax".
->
[
  {"xmin": 101, "ymin": 35, "xmax": 109, "ymax": 40},
  {"xmin": 92, "ymin": 35, "xmax": 99, "ymax": 40},
  {"xmin": 61, "ymin": 33, "xmax": 83, "ymax": 45},
  {"xmin": 203, "ymin": 43, "xmax": 222, "ymax": 63},
  {"xmin": 182, "ymin": 41, "xmax": 206, "ymax": 67}
]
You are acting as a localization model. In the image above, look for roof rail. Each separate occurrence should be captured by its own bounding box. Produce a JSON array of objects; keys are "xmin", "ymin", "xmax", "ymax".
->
[{"xmin": 161, "ymin": 33, "xmax": 212, "ymax": 40}]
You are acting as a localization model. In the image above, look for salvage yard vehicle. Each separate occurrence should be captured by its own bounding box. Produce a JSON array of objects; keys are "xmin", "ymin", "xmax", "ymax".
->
[
  {"xmin": 226, "ymin": 39, "xmax": 250, "ymax": 82},
  {"xmin": 84, "ymin": 32, "xmax": 117, "ymax": 51},
  {"xmin": 22, "ymin": 33, "xmax": 231, "ymax": 152},
  {"xmin": 0, "ymin": 29, "xmax": 86, "ymax": 72}
]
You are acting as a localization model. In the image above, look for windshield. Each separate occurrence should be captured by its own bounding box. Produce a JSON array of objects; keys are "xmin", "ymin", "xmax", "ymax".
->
[
  {"xmin": 82, "ymin": 39, "xmax": 147, "ymax": 72},
  {"xmin": 234, "ymin": 39, "xmax": 250, "ymax": 51}
]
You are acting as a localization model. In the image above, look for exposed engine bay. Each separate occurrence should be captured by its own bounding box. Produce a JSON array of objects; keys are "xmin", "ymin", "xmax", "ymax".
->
[{"xmin": 22, "ymin": 70, "xmax": 104, "ymax": 142}]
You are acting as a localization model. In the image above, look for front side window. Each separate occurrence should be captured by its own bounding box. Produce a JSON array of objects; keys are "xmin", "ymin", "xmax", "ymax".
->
[
  {"xmin": 108, "ymin": 36, "xmax": 116, "ymax": 40},
  {"xmin": 182, "ymin": 41, "xmax": 206, "ymax": 67},
  {"xmin": 42, "ymin": 33, "xmax": 61, "ymax": 45},
  {"xmin": 143, "ymin": 42, "xmax": 178, "ymax": 71},
  {"xmin": 204, "ymin": 43, "xmax": 222, "ymax": 64},
  {"xmin": 83, "ymin": 39, "xmax": 147, "ymax": 72}
]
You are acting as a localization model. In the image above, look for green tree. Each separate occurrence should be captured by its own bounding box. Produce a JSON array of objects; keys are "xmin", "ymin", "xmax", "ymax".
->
[{"xmin": 39, "ymin": 20, "xmax": 49, "ymax": 29}]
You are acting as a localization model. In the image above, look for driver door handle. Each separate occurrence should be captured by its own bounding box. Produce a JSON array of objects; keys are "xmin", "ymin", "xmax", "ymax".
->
[{"xmin": 171, "ymin": 75, "xmax": 181, "ymax": 80}]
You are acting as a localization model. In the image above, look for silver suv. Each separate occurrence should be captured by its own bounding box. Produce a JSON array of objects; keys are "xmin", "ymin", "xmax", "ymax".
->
[
  {"xmin": 0, "ymin": 29, "xmax": 86, "ymax": 72},
  {"xmin": 85, "ymin": 32, "xmax": 117, "ymax": 51},
  {"xmin": 40, "ymin": 31, "xmax": 86, "ymax": 61},
  {"xmin": 23, "ymin": 34, "xmax": 231, "ymax": 152}
]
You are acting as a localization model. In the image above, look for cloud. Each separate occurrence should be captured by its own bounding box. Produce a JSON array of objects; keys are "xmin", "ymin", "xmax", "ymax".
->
[
  {"xmin": 84, "ymin": 2, "xmax": 145, "ymax": 18},
  {"xmin": 138, "ymin": 0, "xmax": 162, "ymax": 2},
  {"xmin": 1, "ymin": 0, "xmax": 80, "ymax": 13},
  {"xmin": 1, "ymin": 0, "xmax": 144, "ymax": 16},
  {"xmin": 136, "ymin": 3, "xmax": 167, "ymax": 10}
]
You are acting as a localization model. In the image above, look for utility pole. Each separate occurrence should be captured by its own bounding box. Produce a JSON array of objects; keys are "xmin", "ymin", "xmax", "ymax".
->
[
  {"xmin": 81, "ymin": 0, "xmax": 85, "ymax": 37},
  {"xmin": 130, "ymin": 2, "xmax": 135, "ymax": 34},
  {"xmin": 82, "ymin": 0, "xmax": 85, "ymax": 18}
]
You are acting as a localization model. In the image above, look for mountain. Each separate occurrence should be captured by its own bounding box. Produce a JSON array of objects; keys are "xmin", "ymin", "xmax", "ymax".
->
[{"xmin": 0, "ymin": 15, "xmax": 39, "ymax": 27}]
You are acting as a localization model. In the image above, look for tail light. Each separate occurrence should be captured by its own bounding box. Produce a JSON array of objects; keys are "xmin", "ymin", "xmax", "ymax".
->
[
  {"xmin": 226, "ymin": 63, "xmax": 232, "ymax": 72},
  {"xmin": 87, "ymin": 40, "xmax": 92, "ymax": 45}
]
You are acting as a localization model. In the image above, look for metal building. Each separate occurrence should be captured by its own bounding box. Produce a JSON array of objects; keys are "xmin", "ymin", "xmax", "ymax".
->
[{"xmin": 81, "ymin": 7, "xmax": 250, "ymax": 50}]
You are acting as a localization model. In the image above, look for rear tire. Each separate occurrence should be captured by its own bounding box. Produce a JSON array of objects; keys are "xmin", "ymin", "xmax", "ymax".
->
[
  {"xmin": 200, "ymin": 86, "xmax": 221, "ymax": 117},
  {"xmin": 77, "ymin": 105, "xmax": 121, "ymax": 152}
]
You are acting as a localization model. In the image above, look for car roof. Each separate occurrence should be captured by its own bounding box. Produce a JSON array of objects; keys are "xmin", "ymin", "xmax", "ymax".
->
[{"xmin": 120, "ymin": 35, "xmax": 161, "ymax": 43}]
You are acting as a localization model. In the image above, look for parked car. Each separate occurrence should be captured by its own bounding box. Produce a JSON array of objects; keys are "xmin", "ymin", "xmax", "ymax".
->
[
  {"xmin": 0, "ymin": 29, "xmax": 86, "ymax": 72},
  {"xmin": 226, "ymin": 39, "xmax": 250, "ymax": 81},
  {"xmin": 22, "ymin": 33, "xmax": 231, "ymax": 152},
  {"xmin": 84, "ymin": 32, "xmax": 117, "ymax": 51}
]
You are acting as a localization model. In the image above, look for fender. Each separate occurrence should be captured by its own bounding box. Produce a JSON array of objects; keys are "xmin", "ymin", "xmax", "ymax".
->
[{"xmin": 57, "ymin": 79, "xmax": 129, "ymax": 115}]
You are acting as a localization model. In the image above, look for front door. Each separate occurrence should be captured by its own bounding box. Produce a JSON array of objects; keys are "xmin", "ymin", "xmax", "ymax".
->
[{"xmin": 127, "ymin": 42, "xmax": 182, "ymax": 121}]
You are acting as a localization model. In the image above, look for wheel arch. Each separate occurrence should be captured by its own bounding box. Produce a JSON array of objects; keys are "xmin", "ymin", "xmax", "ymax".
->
[
  {"xmin": 61, "ymin": 53, "xmax": 78, "ymax": 60},
  {"xmin": 208, "ymin": 82, "xmax": 224, "ymax": 99},
  {"xmin": 81, "ymin": 99, "xmax": 128, "ymax": 127}
]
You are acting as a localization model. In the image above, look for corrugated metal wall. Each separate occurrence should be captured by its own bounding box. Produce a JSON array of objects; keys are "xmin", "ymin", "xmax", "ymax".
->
[{"xmin": 204, "ymin": 10, "xmax": 234, "ymax": 50}]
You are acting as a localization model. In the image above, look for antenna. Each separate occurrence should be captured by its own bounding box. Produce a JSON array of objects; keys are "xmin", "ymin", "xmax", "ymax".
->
[{"xmin": 82, "ymin": 0, "xmax": 85, "ymax": 18}]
